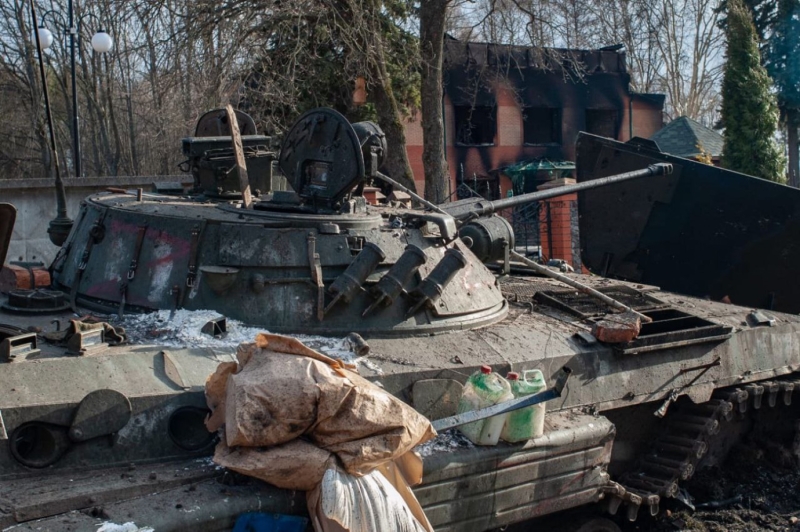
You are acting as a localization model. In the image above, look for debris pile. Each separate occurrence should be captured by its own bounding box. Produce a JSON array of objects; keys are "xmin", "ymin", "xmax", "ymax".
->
[
  {"xmin": 415, "ymin": 429, "xmax": 474, "ymax": 457},
  {"xmin": 638, "ymin": 438, "xmax": 800, "ymax": 532}
]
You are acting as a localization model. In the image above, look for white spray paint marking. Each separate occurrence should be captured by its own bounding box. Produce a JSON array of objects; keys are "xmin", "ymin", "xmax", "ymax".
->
[
  {"xmin": 186, "ymin": 271, "xmax": 201, "ymax": 301},
  {"xmin": 105, "ymin": 237, "xmax": 127, "ymax": 281},
  {"xmin": 147, "ymin": 243, "xmax": 174, "ymax": 303}
]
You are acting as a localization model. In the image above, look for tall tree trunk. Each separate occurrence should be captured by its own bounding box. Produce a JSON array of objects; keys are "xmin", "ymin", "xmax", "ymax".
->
[
  {"xmin": 118, "ymin": 47, "xmax": 140, "ymax": 175},
  {"xmin": 788, "ymin": 109, "xmax": 799, "ymax": 188},
  {"xmin": 372, "ymin": 81, "xmax": 416, "ymax": 192},
  {"xmin": 144, "ymin": 20, "xmax": 169, "ymax": 175},
  {"xmin": 78, "ymin": 52, "xmax": 102, "ymax": 176},
  {"xmin": 420, "ymin": 0, "xmax": 450, "ymax": 203},
  {"xmin": 103, "ymin": 54, "xmax": 123, "ymax": 175},
  {"xmin": 370, "ymin": 29, "xmax": 416, "ymax": 192},
  {"xmin": 125, "ymin": 81, "xmax": 139, "ymax": 175}
]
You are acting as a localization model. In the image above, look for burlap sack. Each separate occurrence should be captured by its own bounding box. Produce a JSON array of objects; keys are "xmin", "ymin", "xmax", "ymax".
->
[
  {"xmin": 205, "ymin": 334, "xmax": 436, "ymax": 532},
  {"xmin": 224, "ymin": 349, "xmax": 352, "ymax": 447},
  {"xmin": 209, "ymin": 334, "xmax": 435, "ymax": 473},
  {"xmin": 312, "ymin": 368, "xmax": 436, "ymax": 476},
  {"xmin": 214, "ymin": 438, "xmax": 334, "ymax": 491},
  {"xmin": 204, "ymin": 361, "xmax": 237, "ymax": 432}
]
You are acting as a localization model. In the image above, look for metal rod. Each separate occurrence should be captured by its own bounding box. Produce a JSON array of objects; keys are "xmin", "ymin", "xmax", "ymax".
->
[
  {"xmin": 374, "ymin": 171, "xmax": 449, "ymax": 215},
  {"xmin": 32, "ymin": 1, "xmax": 60, "ymax": 181},
  {"xmin": 432, "ymin": 367, "xmax": 571, "ymax": 432},
  {"xmin": 455, "ymin": 163, "xmax": 673, "ymax": 220},
  {"xmin": 510, "ymin": 250, "xmax": 653, "ymax": 323},
  {"xmin": 31, "ymin": 0, "xmax": 64, "ymax": 214},
  {"xmin": 68, "ymin": 0, "xmax": 81, "ymax": 177}
]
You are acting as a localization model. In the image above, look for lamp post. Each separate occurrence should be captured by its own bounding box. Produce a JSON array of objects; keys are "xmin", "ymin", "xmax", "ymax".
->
[{"xmin": 33, "ymin": 1, "xmax": 112, "ymax": 178}]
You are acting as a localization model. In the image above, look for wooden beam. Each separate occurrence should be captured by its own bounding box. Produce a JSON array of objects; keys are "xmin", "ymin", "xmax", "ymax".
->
[{"xmin": 225, "ymin": 105, "xmax": 253, "ymax": 209}]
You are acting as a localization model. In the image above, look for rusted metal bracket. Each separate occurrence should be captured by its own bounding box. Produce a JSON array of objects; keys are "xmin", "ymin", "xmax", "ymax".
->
[
  {"xmin": 308, "ymin": 233, "xmax": 324, "ymax": 321},
  {"xmin": 0, "ymin": 332, "xmax": 40, "ymax": 362},
  {"xmin": 66, "ymin": 328, "xmax": 107, "ymax": 357}
]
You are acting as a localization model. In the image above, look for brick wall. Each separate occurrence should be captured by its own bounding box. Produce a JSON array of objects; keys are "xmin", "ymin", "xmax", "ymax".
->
[
  {"xmin": 404, "ymin": 85, "xmax": 664, "ymax": 200},
  {"xmin": 535, "ymin": 179, "xmax": 582, "ymax": 270}
]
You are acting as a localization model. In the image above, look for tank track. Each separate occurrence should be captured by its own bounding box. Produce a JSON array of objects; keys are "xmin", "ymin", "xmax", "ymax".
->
[{"xmin": 604, "ymin": 377, "xmax": 800, "ymax": 521}]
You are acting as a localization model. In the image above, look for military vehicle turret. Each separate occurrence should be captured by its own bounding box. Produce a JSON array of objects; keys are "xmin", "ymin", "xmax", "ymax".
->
[
  {"xmin": 47, "ymin": 108, "xmax": 669, "ymax": 337},
  {"xmin": 1, "ymin": 109, "xmax": 799, "ymax": 532}
]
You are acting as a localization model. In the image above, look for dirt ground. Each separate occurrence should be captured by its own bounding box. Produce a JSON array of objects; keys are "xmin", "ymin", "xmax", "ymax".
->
[{"xmin": 625, "ymin": 435, "xmax": 800, "ymax": 532}]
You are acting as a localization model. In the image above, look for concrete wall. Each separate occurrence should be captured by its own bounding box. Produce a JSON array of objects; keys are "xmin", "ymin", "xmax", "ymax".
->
[{"xmin": 1, "ymin": 176, "xmax": 190, "ymax": 265}]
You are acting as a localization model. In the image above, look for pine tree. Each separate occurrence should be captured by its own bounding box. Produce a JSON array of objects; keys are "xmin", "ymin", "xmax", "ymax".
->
[
  {"xmin": 721, "ymin": 0, "xmax": 786, "ymax": 182},
  {"xmin": 765, "ymin": 0, "xmax": 800, "ymax": 186}
]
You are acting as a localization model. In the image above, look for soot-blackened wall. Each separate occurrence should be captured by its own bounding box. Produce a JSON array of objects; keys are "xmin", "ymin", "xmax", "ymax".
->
[{"xmin": 405, "ymin": 40, "xmax": 665, "ymax": 198}]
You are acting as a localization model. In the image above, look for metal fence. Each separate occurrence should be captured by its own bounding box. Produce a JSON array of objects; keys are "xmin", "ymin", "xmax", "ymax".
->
[{"xmin": 509, "ymin": 201, "xmax": 542, "ymax": 258}]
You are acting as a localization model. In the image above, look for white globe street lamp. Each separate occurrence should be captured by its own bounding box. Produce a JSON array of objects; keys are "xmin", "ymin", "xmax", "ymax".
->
[
  {"xmin": 32, "ymin": 27, "xmax": 54, "ymax": 49},
  {"xmin": 90, "ymin": 31, "xmax": 113, "ymax": 53},
  {"xmin": 32, "ymin": 3, "xmax": 113, "ymax": 178}
]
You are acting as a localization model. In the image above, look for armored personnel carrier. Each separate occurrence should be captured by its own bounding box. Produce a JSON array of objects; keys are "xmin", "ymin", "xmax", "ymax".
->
[{"xmin": 1, "ymin": 108, "xmax": 799, "ymax": 532}]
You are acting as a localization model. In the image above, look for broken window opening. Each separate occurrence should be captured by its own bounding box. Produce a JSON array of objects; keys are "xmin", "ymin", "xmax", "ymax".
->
[
  {"xmin": 454, "ymin": 105, "xmax": 496, "ymax": 146},
  {"xmin": 523, "ymin": 107, "xmax": 562, "ymax": 145},
  {"xmin": 585, "ymin": 109, "xmax": 619, "ymax": 139}
]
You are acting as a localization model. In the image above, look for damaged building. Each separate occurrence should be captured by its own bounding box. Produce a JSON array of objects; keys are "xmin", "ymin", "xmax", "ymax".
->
[{"xmin": 404, "ymin": 37, "xmax": 665, "ymax": 199}]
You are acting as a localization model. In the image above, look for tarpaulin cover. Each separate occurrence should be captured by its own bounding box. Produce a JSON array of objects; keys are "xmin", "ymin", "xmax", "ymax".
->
[{"xmin": 205, "ymin": 333, "xmax": 435, "ymax": 532}]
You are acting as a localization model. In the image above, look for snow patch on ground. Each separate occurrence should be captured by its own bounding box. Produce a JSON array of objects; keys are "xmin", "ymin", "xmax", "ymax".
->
[
  {"xmin": 415, "ymin": 429, "xmax": 475, "ymax": 457},
  {"xmin": 121, "ymin": 309, "xmax": 356, "ymax": 362},
  {"xmin": 96, "ymin": 523, "xmax": 155, "ymax": 532}
]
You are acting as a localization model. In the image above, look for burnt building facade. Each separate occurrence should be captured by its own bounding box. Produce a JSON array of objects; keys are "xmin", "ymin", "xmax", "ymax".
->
[{"xmin": 404, "ymin": 38, "xmax": 665, "ymax": 199}]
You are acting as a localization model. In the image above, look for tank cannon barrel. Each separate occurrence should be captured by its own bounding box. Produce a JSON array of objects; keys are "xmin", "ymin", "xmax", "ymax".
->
[{"xmin": 454, "ymin": 163, "xmax": 673, "ymax": 221}]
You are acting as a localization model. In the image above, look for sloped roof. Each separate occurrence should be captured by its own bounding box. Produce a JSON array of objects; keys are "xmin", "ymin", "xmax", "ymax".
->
[{"xmin": 650, "ymin": 116, "xmax": 723, "ymax": 158}]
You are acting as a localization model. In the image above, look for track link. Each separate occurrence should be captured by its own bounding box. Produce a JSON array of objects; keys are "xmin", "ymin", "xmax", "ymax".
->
[{"xmin": 606, "ymin": 378, "xmax": 799, "ymax": 521}]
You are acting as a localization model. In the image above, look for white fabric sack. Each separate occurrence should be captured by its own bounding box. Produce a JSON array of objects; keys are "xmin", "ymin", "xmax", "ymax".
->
[{"xmin": 312, "ymin": 467, "xmax": 429, "ymax": 532}]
